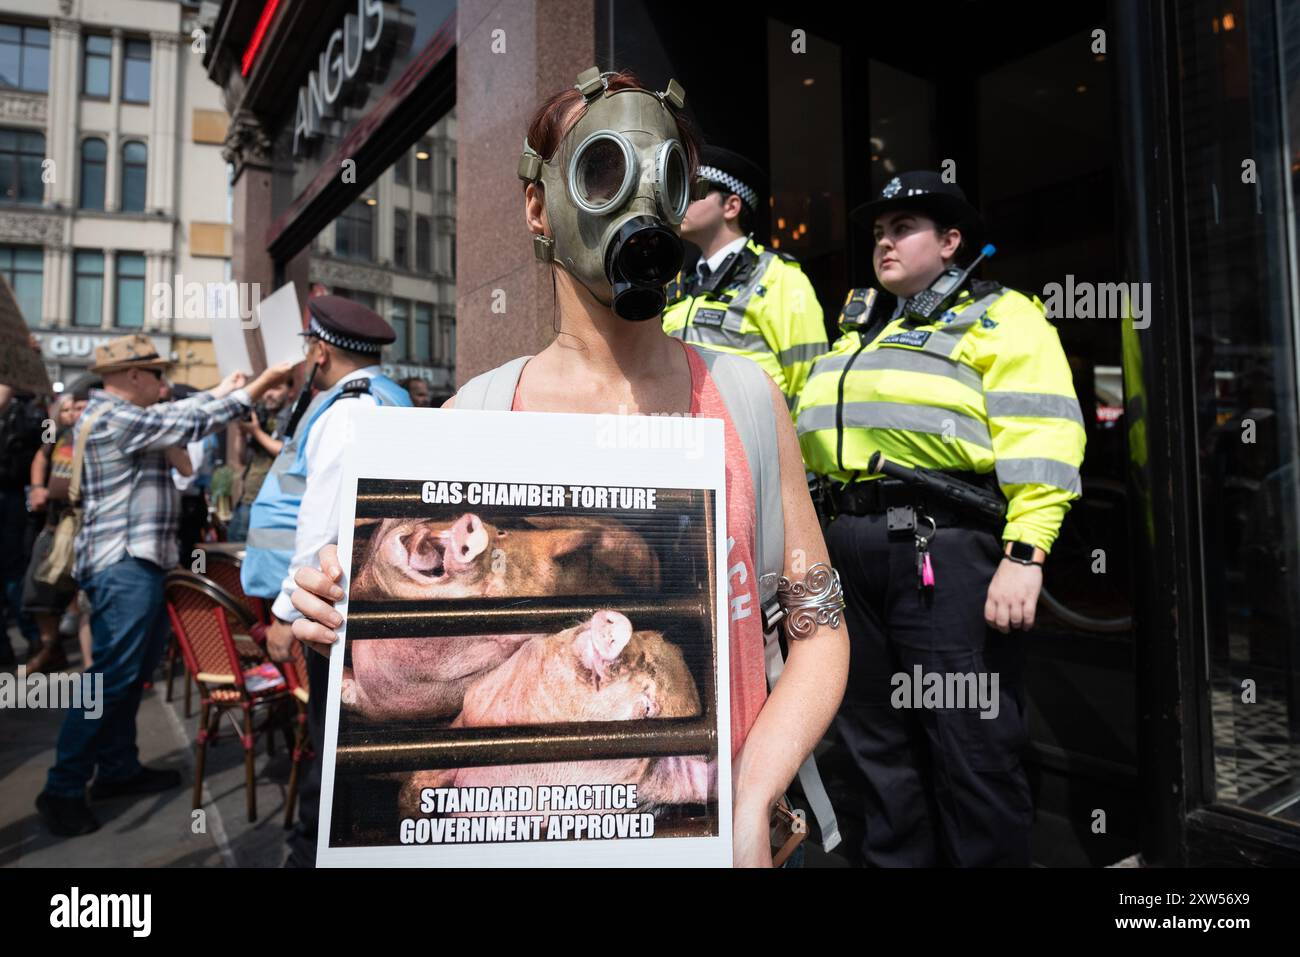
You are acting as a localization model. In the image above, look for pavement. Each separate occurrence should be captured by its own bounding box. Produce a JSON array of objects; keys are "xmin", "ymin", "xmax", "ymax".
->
[
  {"xmin": 1, "ymin": 623, "xmax": 300, "ymax": 869},
  {"xmin": 2, "ymin": 615, "xmax": 1118, "ymax": 869}
]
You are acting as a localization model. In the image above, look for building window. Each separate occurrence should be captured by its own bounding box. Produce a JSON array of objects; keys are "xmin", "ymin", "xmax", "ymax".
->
[
  {"xmin": 439, "ymin": 313, "xmax": 455, "ymax": 368},
  {"xmin": 73, "ymin": 250, "xmax": 104, "ymax": 327},
  {"xmin": 120, "ymin": 141, "xmax": 147, "ymax": 211},
  {"xmin": 415, "ymin": 139, "xmax": 432, "ymax": 190},
  {"xmin": 0, "ymin": 128, "xmax": 44, "ymax": 204},
  {"xmin": 335, "ymin": 201, "xmax": 374, "ymax": 260},
  {"xmin": 450, "ymin": 156, "xmax": 456, "ymax": 193},
  {"xmin": 393, "ymin": 149, "xmax": 410, "ymax": 186},
  {"xmin": 415, "ymin": 302, "xmax": 432, "ymax": 362},
  {"xmin": 415, "ymin": 215, "xmax": 431, "ymax": 272},
  {"xmin": 0, "ymin": 245, "xmax": 43, "ymax": 326},
  {"xmin": 115, "ymin": 252, "xmax": 145, "ymax": 328},
  {"xmin": 393, "ymin": 210, "xmax": 409, "ymax": 269},
  {"xmin": 0, "ymin": 23, "xmax": 49, "ymax": 93},
  {"xmin": 450, "ymin": 235, "xmax": 456, "ymax": 276},
  {"xmin": 122, "ymin": 38, "xmax": 150, "ymax": 103},
  {"xmin": 80, "ymin": 138, "xmax": 106, "ymax": 210},
  {"xmin": 335, "ymin": 287, "xmax": 376, "ymax": 311},
  {"xmin": 82, "ymin": 34, "xmax": 111, "ymax": 97},
  {"xmin": 390, "ymin": 298, "xmax": 408, "ymax": 361}
]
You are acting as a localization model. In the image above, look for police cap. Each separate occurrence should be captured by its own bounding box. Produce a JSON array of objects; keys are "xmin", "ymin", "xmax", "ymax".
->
[
  {"xmin": 697, "ymin": 146, "xmax": 768, "ymax": 213},
  {"xmin": 850, "ymin": 170, "xmax": 983, "ymax": 241},
  {"xmin": 301, "ymin": 295, "xmax": 396, "ymax": 355}
]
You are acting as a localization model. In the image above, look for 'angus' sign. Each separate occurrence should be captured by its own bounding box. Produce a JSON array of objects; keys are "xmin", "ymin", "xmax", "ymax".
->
[{"xmin": 293, "ymin": 0, "xmax": 396, "ymax": 156}]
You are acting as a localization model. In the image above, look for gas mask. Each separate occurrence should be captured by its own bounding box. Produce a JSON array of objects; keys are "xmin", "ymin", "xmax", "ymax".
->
[{"xmin": 518, "ymin": 68, "xmax": 704, "ymax": 321}]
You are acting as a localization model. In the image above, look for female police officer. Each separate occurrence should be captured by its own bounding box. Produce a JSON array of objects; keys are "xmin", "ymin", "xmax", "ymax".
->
[{"xmin": 794, "ymin": 171, "xmax": 1086, "ymax": 867}]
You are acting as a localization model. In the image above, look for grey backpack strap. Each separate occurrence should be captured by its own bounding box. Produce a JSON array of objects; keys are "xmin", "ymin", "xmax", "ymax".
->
[
  {"xmin": 692, "ymin": 345, "xmax": 841, "ymax": 853},
  {"xmin": 693, "ymin": 347, "xmax": 785, "ymax": 604},
  {"xmin": 454, "ymin": 356, "xmax": 533, "ymax": 411}
]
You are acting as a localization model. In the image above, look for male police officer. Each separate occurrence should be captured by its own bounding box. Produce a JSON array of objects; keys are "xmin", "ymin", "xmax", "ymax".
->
[
  {"xmin": 796, "ymin": 171, "xmax": 1086, "ymax": 866},
  {"xmin": 241, "ymin": 295, "xmax": 411, "ymax": 866},
  {"xmin": 662, "ymin": 146, "xmax": 828, "ymax": 412}
]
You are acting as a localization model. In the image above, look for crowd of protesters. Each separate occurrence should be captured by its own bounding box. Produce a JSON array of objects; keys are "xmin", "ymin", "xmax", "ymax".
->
[{"xmin": 0, "ymin": 333, "xmax": 437, "ymax": 843}]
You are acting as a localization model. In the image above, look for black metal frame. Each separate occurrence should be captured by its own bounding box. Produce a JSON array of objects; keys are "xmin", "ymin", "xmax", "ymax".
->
[{"xmin": 1119, "ymin": 0, "xmax": 1300, "ymax": 866}]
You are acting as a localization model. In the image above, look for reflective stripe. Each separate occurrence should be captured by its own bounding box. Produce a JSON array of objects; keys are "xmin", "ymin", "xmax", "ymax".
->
[
  {"xmin": 812, "ymin": 348, "xmax": 983, "ymax": 392},
  {"xmin": 778, "ymin": 341, "xmax": 828, "ymax": 365},
  {"xmin": 276, "ymin": 472, "xmax": 307, "ymax": 495},
  {"xmin": 995, "ymin": 457, "xmax": 1082, "ymax": 493},
  {"xmin": 797, "ymin": 401, "xmax": 993, "ymax": 449},
  {"xmin": 923, "ymin": 292, "xmax": 1004, "ymax": 355},
  {"xmin": 268, "ymin": 447, "xmax": 297, "ymax": 476},
  {"xmin": 985, "ymin": 391, "xmax": 1085, "ymax": 426},
  {"xmin": 723, "ymin": 251, "xmax": 773, "ymax": 332},
  {"xmin": 246, "ymin": 526, "xmax": 298, "ymax": 551},
  {"xmin": 682, "ymin": 324, "xmax": 773, "ymax": 356}
]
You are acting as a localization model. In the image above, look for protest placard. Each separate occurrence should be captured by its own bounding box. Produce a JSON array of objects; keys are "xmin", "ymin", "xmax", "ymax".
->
[
  {"xmin": 317, "ymin": 406, "xmax": 730, "ymax": 866},
  {"xmin": 255, "ymin": 282, "xmax": 303, "ymax": 369},
  {"xmin": 0, "ymin": 275, "xmax": 51, "ymax": 394},
  {"xmin": 209, "ymin": 313, "xmax": 253, "ymax": 377}
]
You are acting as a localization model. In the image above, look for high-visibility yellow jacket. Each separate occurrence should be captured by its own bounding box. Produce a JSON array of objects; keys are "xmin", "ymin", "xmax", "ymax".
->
[
  {"xmin": 795, "ymin": 282, "xmax": 1086, "ymax": 552},
  {"xmin": 662, "ymin": 238, "xmax": 829, "ymax": 411}
]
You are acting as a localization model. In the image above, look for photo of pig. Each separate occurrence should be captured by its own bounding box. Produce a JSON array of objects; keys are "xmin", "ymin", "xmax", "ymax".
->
[
  {"xmin": 395, "ymin": 610, "xmax": 711, "ymax": 818},
  {"xmin": 350, "ymin": 513, "xmax": 662, "ymax": 600},
  {"xmin": 327, "ymin": 479, "xmax": 721, "ymax": 853},
  {"xmin": 342, "ymin": 510, "xmax": 670, "ymax": 722}
]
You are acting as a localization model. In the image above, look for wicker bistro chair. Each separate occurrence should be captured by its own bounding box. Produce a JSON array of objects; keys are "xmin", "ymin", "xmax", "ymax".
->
[
  {"xmin": 165, "ymin": 546, "xmax": 269, "ymax": 715},
  {"xmin": 163, "ymin": 570, "xmax": 300, "ymax": 824},
  {"xmin": 201, "ymin": 545, "xmax": 272, "ymax": 626}
]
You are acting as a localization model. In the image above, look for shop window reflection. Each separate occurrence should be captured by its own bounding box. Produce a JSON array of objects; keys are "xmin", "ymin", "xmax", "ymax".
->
[
  {"xmin": 336, "ymin": 200, "xmax": 375, "ymax": 260},
  {"xmin": 307, "ymin": 114, "xmax": 456, "ymax": 396},
  {"xmin": 1178, "ymin": 0, "xmax": 1300, "ymax": 824}
]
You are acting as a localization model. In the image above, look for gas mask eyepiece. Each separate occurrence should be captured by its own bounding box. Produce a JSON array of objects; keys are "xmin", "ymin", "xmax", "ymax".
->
[{"xmin": 519, "ymin": 68, "xmax": 694, "ymax": 322}]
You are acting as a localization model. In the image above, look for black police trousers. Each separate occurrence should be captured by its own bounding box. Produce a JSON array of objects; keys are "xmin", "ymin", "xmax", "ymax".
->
[
  {"xmin": 826, "ymin": 512, "xmax": 1032, "ymax": 867},
  {"xmin": 284, "ymin": 646, "xmax": 328, "ymax": 867}
]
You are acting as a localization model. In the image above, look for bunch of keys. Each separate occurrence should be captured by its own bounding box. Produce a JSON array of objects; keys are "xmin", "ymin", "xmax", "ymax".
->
[{"xmin": 914, "ymin": 513, "xmax": 937, "ymax": 594}]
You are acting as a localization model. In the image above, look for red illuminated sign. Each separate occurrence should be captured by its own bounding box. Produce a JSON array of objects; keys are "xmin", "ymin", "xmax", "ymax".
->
[{"xmin": 241, "ymin": 0, "xmax": 283, "ymax": 77}]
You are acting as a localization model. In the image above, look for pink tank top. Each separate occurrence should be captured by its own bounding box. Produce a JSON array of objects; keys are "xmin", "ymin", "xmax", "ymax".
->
[{"xmin": 512, "ymin": 341, "xmax": 768, "ymax": 757}]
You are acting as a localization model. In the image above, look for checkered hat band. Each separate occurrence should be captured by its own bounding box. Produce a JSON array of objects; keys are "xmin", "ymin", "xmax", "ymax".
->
[
  {"xmin": 307, "ymin": 314, "xmax": 381, "ymax": 354},
  {"xmin": 698, "ymin": 166, "xmax": 758, "ymax": 212}
]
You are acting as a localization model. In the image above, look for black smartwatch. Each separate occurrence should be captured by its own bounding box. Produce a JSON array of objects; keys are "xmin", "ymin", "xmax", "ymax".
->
[{"xmin": 1003, "ymin": 541, "xmax": 1043, "ymax": 566}]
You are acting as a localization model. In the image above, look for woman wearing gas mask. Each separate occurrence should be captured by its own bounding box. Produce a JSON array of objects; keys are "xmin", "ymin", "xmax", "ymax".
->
[{"xmin": 285, "ymin": 69, "xmax": 849, "ymax": 867}]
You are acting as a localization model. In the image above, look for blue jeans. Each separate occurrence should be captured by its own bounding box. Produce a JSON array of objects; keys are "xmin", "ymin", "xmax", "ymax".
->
[
  {"xmin": 45, "ymin": 557, "xmax": 169, "ymax": 797},
  {"xmin": 227, "ymin": 502, "xmax": 251, "ymax": 543}
]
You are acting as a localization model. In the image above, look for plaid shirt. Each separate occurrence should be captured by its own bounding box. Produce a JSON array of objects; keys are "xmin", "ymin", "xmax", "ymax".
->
[{"xmin": 74, "ymin": 387, "xmax": 252, "ymax": 581}]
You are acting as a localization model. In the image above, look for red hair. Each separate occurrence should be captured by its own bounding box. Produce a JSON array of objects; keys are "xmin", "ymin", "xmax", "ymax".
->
[{"xmin": 524, "ymin": 70, "xmax": 700, "ymax": 185}]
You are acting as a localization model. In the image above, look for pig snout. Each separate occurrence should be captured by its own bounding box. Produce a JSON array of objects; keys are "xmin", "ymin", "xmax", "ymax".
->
[
  {"xmin": 446, "ymin": 513, "xmax": 489, "ymax": 568},
  {"xmin": 575, "ymin": 610, "xmax": 632, "ymax": 675}
]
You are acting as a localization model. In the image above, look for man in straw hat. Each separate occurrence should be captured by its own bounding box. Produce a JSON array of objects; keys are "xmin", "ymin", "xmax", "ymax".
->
[{"xmin": 36, "ymin": 333, "xmax": 293, "ymax": 837}]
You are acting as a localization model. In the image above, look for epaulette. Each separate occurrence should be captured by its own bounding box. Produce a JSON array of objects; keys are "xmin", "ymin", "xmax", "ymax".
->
[
  {"xmin": 774, "ymin": 249, "xmax": 799, "ymax": 264},
  {"xmin": 338, "ymin": 378, "xmax": 373, "ymax": 398},
  {"xmin": 968, "ymin": 278, "xmax": 1005, "ymax": 298}
]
